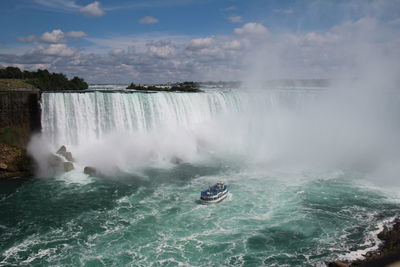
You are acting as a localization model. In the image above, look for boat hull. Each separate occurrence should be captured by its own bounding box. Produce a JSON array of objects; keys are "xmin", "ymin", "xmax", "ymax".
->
[{"xmin": 200, "ymin": 191, "xmax": 228, "ymax": 204}]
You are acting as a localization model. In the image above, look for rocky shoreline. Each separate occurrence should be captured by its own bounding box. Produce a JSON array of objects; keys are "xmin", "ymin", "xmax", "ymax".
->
[
  {"xmin": 0, "ymin": 143, "xmax": 34, "ymax": 179},
  {"xmin": 329, "ymin": 219, "xmax": 400, "ymax": 267}
]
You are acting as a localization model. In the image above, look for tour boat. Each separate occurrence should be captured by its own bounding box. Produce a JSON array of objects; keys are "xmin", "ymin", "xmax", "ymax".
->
[{"xmin": 200, "ymin": 181, "xmax": 228, "ymax": 204}]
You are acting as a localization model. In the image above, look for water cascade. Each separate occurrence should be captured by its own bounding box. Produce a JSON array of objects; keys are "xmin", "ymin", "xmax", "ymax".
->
[
  {"xmin": 41, "ymin": 90, "xmax": 313, "ymax": 146},
  {"xmin": 1, "ymin": 87, "xmax": 399, "ymax": 266}
]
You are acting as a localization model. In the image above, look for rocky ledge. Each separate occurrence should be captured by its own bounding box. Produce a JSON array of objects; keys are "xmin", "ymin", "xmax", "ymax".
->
[
  {"xmin": 329, "ymin": 219, "xmax": 400, "ymax": 267},
  {"xmin": 0, "ymin": 143, "xmax": 34, "ymax": 179}
]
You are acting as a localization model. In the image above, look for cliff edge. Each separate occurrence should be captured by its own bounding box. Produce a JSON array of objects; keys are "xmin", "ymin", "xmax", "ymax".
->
[{"xmin": 0, "ymin": 81, "xmax": 41, "ymax": 179}]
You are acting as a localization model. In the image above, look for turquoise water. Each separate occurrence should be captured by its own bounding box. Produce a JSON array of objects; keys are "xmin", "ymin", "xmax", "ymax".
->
[
  {"xmin": 1, "ymin": 163, "xmax": 399, "ymax": 266},
  {"xmin": 2, "ymin": 87, "xmax": 400, "ymax": 266}
]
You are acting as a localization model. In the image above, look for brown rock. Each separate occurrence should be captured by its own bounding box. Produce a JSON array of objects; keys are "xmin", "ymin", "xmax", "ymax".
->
[
  {"xmin": 64, "ymin": 162, "xmax": 74, "ymax": 172},
  {"xmin": 56, "ymin": 145, "xmax": 67, "ymax": 155},
  {"xmin": 331, "ymin": 219, "xmax": 400, "ymax": 267},
  {"xmin": 0, "ymin": 89, "xmax": 41, "ymax": 148},
  {"xmin": 0, "ymin": 162, "xmax": 7, "ymax": 170},
  {"xmin": 56, "ymin": 146, "xmax": 74, "ymax": 162},
  {"xmin": 64, "ymin": 151, "xmax": 73, "ymax": 162},
  {"xmin": 170, "ymin": 156, "xmax": 183, "ymax": 164},
  {"xmin": 328, "ymin": 261, "xmax": 349, "ymax": 267},
  {"xmin": 0, "ymin": 143, "xmax": 33, "ymax": 179},
  {"xmin": 84, "ymin": 166, "xmax": 97, "ymax": 176}
]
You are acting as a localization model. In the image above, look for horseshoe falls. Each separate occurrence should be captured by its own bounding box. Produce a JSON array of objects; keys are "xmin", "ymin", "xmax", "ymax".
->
[
  {"xmin": 41, "ymin": 91, "xmax": 246, "ymax": 145},
  {"xmin": 1, "ymin": 86, "xmax": 400, "ymax": 266}
]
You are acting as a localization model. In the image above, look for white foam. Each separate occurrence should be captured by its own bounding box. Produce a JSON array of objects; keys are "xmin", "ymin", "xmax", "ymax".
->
[
  {"xmin": 339, "ymin": 216, "xmax": 398, "ymax": 262},
  {"xmin": 56, "ymin": 166, "xmax": 93, "ymax": 185}
]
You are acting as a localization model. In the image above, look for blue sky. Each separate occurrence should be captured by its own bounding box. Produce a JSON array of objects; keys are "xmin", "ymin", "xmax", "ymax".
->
[{"xmin": 0, "ymin": 0, "xmax": 399, "ymax": 83}]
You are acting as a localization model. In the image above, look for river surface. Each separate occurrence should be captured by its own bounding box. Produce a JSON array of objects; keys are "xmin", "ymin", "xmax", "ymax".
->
[{"xmin": 1, "ymin": 85, "xmax": 399, "ymax": 266}]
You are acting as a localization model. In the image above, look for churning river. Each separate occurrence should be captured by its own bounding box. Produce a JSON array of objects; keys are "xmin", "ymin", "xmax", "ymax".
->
[{"xmin": 1, "ymin": 85, "xmax": 399, "ymax": 266}]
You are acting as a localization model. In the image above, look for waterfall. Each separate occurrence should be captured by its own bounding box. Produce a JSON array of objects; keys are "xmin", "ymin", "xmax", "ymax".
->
[
  {"xmin": 37, "ymin": 89, "xmax": 320, "ymax": 172},
  {"xmin": 33, "ymin": 85, "xmax": 400, "ymax": 184},
  {"xmin": 41, "ymin": 90, "xmax": 314, "ymax": 146},
  {"xmin": 41, "ymin": 91, "xmax": 245, "ymax": 145}
]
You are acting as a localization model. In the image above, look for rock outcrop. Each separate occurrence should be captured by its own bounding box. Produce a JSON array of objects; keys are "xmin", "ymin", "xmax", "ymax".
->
[
  {"xmin": 170, "ymin": 156, "xmax": 183, "ymax": 164},
  {"xmin": 0, "ymin": 89, "xmax": 41, "ymax": 147},
  {"xmin": 0, "ymin": 88, "xmax": 41, "ymax": 179},
  {"xmin": 47, "ymin": 145, "xmax": 75, "ymax": 174},
  {"xmin": 328, "ymin": 261, "xmax": 349, "ymax": 267},
  {"xmin": 0, "ymin": 162, "xmax": 7, "ymax": 170},
  {"xmin": 56, "ymin": 145, "xmax": 74, "ymax": 162},
  {"xmin": 45, "ymin": 153, "xmax": 64, "ymax": 175},
  {"xmin": 63, "ymin": 162, "xmax": 74, "ymax": 172},
  {"xmin": 83, "ymin": 166, "xmax": 97, "ymax": 176},
  {"xmin": 0, "ymin": 143, "xmax": 34, "ymax": 179},
  {"xmin": 56, "ymin": 145, "xmax": 67, "ymax": 155},
  {"xmin": 328, "ymin": 219, "xmax": 400, "ymax": 267}
]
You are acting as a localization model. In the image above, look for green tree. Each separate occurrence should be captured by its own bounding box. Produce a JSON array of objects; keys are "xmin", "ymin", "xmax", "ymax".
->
[{"xmin": 0, "ymin": 66, "xmax": 88, "ymax": 91}]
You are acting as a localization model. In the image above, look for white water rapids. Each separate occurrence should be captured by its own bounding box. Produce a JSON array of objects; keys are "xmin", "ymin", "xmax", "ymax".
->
[
  {"xmin": 12, "ymin": 86, "xmax": 399, "ymax": 266},
  {"xmin": 31, "ymin": 85, "xmax": 400, "ymax": 188},
  {"xmin": 37, "ymin": 89, "xmax": 315, "ymax": 172}
]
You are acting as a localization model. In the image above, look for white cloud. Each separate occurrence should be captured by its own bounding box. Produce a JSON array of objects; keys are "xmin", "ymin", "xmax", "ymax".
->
[
  {"xmin": 32, "ymin": 0, "xmax": 80, "ymax": 11},
  {"xmin": 330, "ymin": 17, "xmax": 381, "ymax": 42},
  {"xmin": 38, "ymin": 44, "xmax": 76, "ymax": 56},
  {"xmin": 79, "ymin": 1, "xmax": 105, "ymax": 17},
  {"xmin": 187, "ymin": 37, "xmax": 214, "ymax": 50},
  {"xmin": 222, "ymin": 6, "xmax": 236, "ymax": 11},
  {"xmin": 389, "ymin": 18, "xmax": 400, "ymax": 24},
  {"xmin": 18, "ymin": 30, "xmax": 86, "ymax": 44},
  {"xmin": 228, "ymin": 15, "xmax": 242, "ymax": 23},
  {"xmin": 18, "ymin": 35, "xmax": 37, "ymax": 43},
  {"xmin": 33, "ymin": 0, "xmax": 104, "ymax": 17},
  {"xmin": 222, "ymin": 40, "xmax": 242, "ymax": 50},
  {"xmin": 109, "ymin": 48, "xmax": 125, "ymax": 56},
  {"xmin": 234, "ymin": 23, "xmax": 270, "ymax": 39},
  {"xmin": 66, "ymin": 31, "xmax": 87, "ymax": 38},
  {"xmin": 139, "ymin": 16, "xmax": 159, "ymax": 24},
  {"xmin": 4, "ymin": 14, "xmax": 400, "ymax": 84},
  {"xmin": 274, "ymin": 8, "xmax": 294, "ymax": 14},
  {"xmin": 147, "ymin": 42, "xmax": 175, "ymax": 58},
  {"xmin": 22, "ymin": 44, "xmax": 77, "ymax": 58},
  {"xmin": 40, "ymin": 29, "xmax": 65, "ymax": 43}
]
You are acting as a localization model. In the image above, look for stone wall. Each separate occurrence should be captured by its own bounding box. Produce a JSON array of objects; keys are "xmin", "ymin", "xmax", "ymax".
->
[
  {"xmin": 0, "ymin": 89, "xmax": 41, "ymax": 179},
  {"xmin": 0, "ymin": 89, "xmax": 41, "ymax": 147}
]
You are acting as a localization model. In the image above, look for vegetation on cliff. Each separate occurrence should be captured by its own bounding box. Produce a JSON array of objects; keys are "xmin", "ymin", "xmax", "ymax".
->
[
  {"xmin": 0, "ymin": 66, "xmax": 88, "ymax": 91},
  {"xmin": 127, "ymin": 81, "xmax": 203, "ymax": 92},
  {"xmin": 0, "ymin": 79, "xmax": 36, "ymax": 90}
]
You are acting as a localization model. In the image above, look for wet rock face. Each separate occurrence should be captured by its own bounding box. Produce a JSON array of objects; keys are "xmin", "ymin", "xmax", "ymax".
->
[
  {"xmin": 328, "ymin": 262, "xmax": 349, "ymax": 267},
  {"xmin": 45, "ymin": 154, "xmax": 64, "ymax": 175},
  {"xmin": 56, "ymin": 145, "xmax": 74, "ymax": 162},
  {"xmin": 83, "ymin": 166, "xmax": 97, "ymax": 176},
  {"xmin": 328, "ymin": 219, "xmax": 400, "ymax": 267},
  {"xmin": 63, "ymin": 162, "xmax": 74, "ymax": 172},
  {"xmin": 377, "ymin": 221, "xmax": 400, "ymax": 243},
  {"xmin": 56, "ymin": 145, "xmax": 67, "ymax": 155},
  {"xmin": 64, "ymin": 152, "xmax": 73, "ymax": 162},
  {"xmin": 0, "ymin": 162, "xmax": 7, "ymax": 170},
  {"xmin": 170, "ymin": 156, "xmax": 183, "ymax": 164},
  {"xmin": 45, "ymin": 146, "xmax": 75, "ymax": 175},
  {"xmin": 0, "ymin": 143, "xmax": 34, "ymax": 179},
  {"xmin": 353, "ymin": 220, "xmax": 400, "ymax": 266},
  {"xmin": 0, "ymin": 89, "xmax": 41, "ymax": 179},
  {"xmin": 0, "ymin": 90, "xmax": 41, "ymax": 147}
]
